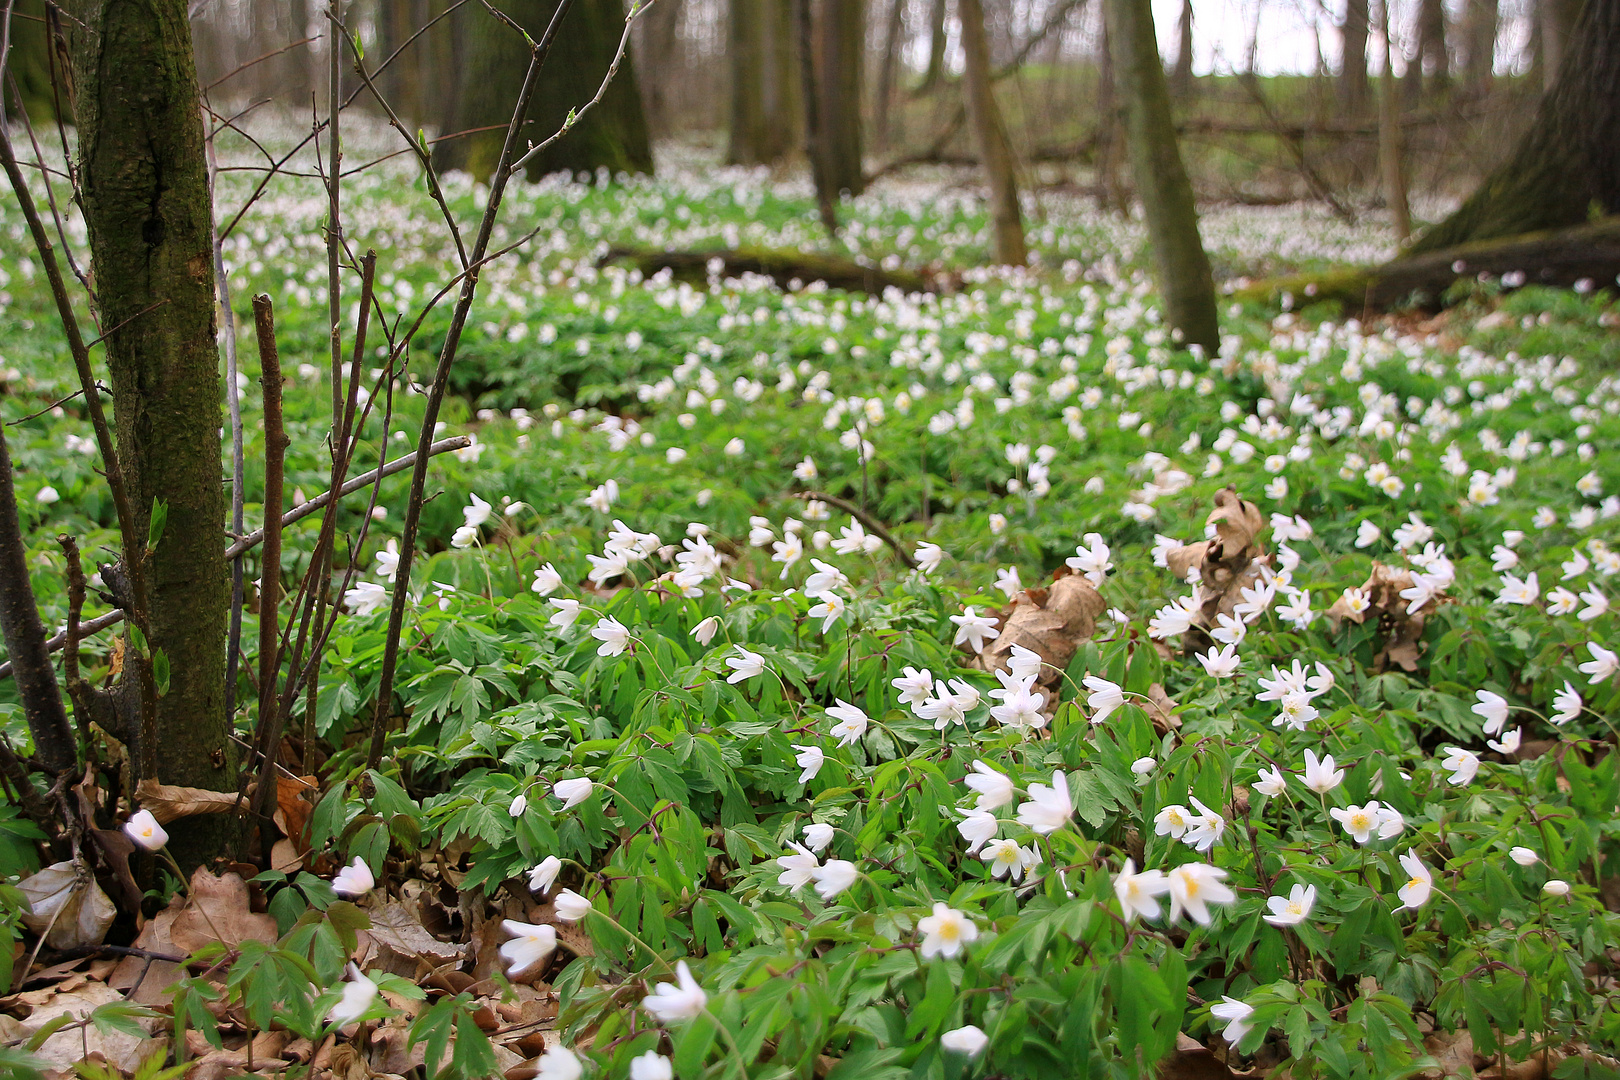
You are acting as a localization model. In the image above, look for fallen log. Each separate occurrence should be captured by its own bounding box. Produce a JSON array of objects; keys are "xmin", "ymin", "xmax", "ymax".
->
[
  {"xmin": 600, "ymin": 246, "xmax": 940, "ymax": 296},
  {"xmin": 1231, "ymin": 216, "xmax": 1620, "ymax": 313}
]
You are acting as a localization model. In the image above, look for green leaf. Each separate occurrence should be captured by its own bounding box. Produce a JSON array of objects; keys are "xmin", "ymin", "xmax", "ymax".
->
[{"xmin": 147, "ymin": 498, "xmax": 168, "ymax": 551}]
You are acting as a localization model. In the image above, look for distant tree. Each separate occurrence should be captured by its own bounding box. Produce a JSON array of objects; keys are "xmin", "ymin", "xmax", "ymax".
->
[
  {"xmin": 872, "ymin": 0, "xmax": 907, "ymax": 149},
  {"xmin": 815, "ymin": 0, "xmax": 865, "ymax": 198},
  {"xmin": 1410, "ymin": 0, "xmax": 1618, "ymax": 252},
  {"xmin": 434, "ymin": 0, "xmax": 653, "ymax": 182},
  {"xmin": 637, "ymin": 0, "xmax": 683, "ymax": 139},
  {"xmin": 1340, "ymin": 0, "xmax": 1371, "ymax": 112},
  {"xmin": 4, "ymin": 0, "xmax": 58, "ymax": 121},
  {"xmin": 1402, "ymin": 0, "xmax": 1450, "ymax": 104},
  {"xmin": 958, "ymin": 0, "xmax": 1025, "ymax": 264},
  {"xmin": 1104, "ymin": 0, "xmax": 1218, "ymax": 349},
  {"xmin": 728, "ymin": 0, "xmax": 799, "ymax": 165},
  {"xmin": 1461, "ymin": 0, "xmax": 1499, "ymax": 95},
  {"xmin": 921, "ymin": 0, "xmax": 949, "ymax": 91},
  {"xmin": 1170, "ymin": 0, "xmax": 1194, "ymax": 99},
  {"xmin": 1539, "ymin": 0, "xmax": 1582, "ymax": 89}
]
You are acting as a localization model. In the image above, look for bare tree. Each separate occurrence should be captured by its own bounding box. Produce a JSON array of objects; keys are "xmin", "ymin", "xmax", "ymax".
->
[
  {"xmin": 729, "ymin": 0, "xmax": 800, "ymax": 164},
  {"xmin": 1340, "ymin": 0, "xmax": 1371, "ymax": 112},
  {"xmin": 959, "ymin": 0, "xmax": 1025, "ymax": 264}
]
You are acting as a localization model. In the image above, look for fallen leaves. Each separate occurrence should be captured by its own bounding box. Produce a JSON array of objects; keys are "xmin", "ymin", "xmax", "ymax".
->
[
  {"xmin": 16, "ymin": 860, "xmax": 116, "ymax": 951},
  {"xmin": 1164, "ymin": 486, "xmax": 1271, "ymax": 647},
  {"xmin": 974, "ymin": 567, "xmax": 1106, "ymax": 691},
  {"xmin": 1325, "ymin": 561, "xmax": 1443, "ymax": 672}
]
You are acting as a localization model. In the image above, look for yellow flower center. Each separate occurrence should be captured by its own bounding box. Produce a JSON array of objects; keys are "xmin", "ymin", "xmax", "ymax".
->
[{"xmin": 939, "ymin": 921, "xmax": 960, "ymax": 941}]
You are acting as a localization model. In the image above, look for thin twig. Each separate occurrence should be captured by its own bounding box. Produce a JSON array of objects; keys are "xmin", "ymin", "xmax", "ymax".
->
[
  {"xmin": 249, "ymin": 296, "xmax": 288, "ymax": 830},
  {"xmin": 793, "ymin": 490, "xmax": 918, "ymax": 569}
]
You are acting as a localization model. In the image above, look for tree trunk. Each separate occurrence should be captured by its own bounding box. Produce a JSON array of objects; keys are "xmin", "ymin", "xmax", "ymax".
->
[
  {"xmin": 1104, "ymin": 0, "xmax": 1218, "ymax": 349},
  {"xmin": 728, "ymin": 0, "xmax": 799, "ymax": 164},
  {"xmin": 1170, "ymin": 0, "xmax": 1194, "ymax": 98},
  {"xmin": 1377, "ymin": 0, "xmax": 1412, "ymax": 241},
  {"xmin": 1461, "ymin": 0, "xmax": 1499, "ymax": 95},
  {"xmin": 0, "ymin": 422, "xmax": 75, "ymax": 775},
  {"xmin": 1410, "ymin": 0, "xmax": 1618, "ymax": 253},
  {"xmin": 637, "ymin": 0, "xmax": 682, "ymax": 139},
  {"xmin": 64, "ymin": 0, "xmax": 235, "ymax": 865},
  {"xmin": 1340, "ymin": 0, "xmax": 1370, "ymax": 112},
  {"xmin": 815, "ymin": 0, "xmax": 865, "ymax": 197},
  {"xmin": 921, "ymin": 0, "xmax": 948, "ymax": 90},
  {"xmin": 433, "ymin": 0, "xmax": 654, "ymax": 182},
  {"xmin": 1540, "ymin": 0, "xmax": 1581, "ymax": 89},
  {"xmin": 872, "ymin": 0, "xmax": 906, "ymax": 149},
  {"xmin": 958, "ymin": 0, "xmax": 1024, "ymax": 264}
]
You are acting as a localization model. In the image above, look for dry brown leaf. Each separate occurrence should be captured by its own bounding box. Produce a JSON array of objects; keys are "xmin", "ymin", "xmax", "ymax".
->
[
  {"xmin": 8, "ymin": 979, "xmax": 162, "ymax": 1073},
  {"xmin": 1165, "ymin": 541, "xmax": 1209, "ymax": 583},
  {"xmin": 168, "ymin": 868, "xmax": 280, "ymax": 954},
  {"xmin": 363, "ymin": 901, "xmax": 467, "ymax": 979},
  {"xmin": 974, "ymin": 569, "xmax": 1105, "ymax": 686},
  {"xmin": 134, "ymin": 778, "xmax": 252, "ymax": 824},
  {"xmin": 1419, "ymin": 1030, "xmax": 1479, "ymax": 1078},
  {"xmin": 275, "ymin": 774, "xmax": 319, "ymax": 849},
  {"xmin": 108, "ymin": 902, "xmax": 186, "ymax": 1005},
  {"xmin": 1325, "ymin": 562, "xmax": 1440, "ymax": 673},
  {"xmin": 1157, "ymin": 1032, "xmax": 1237, "ymax": 1079},
  {"xmin": 1145, "ymin": 682, "xmax": 1181, "ymax": 734},
  {"xmin": 17, "ymin": 859, "xmax": 117, "ymax": 951},
  {"xmin": 271, "ymin": 838, "xmax": 305, "ymax": 874}
]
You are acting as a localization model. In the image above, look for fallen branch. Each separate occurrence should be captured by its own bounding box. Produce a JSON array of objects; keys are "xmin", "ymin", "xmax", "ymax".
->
[
  {"xmin": 0, "ymin": 436, "xmax": 471, "ymax": 681},
  {"xmin": 599, "ymin": 247, "xmax": 937, "ymax": 296},
  {"xmin": 793, "ymin": 491, "xmax": 918, "ymax": 570}
]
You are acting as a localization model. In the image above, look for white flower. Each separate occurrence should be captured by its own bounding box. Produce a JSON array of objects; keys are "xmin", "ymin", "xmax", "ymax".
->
[
  {"xmin": 806, "ymin": 591, "xmax": 846, "ymax": 633},
  {"xmin": 35, "ymin": 485, "xmax": 60, "ymax": 505},
  {"xmin": 1397, "ymin": 852, "xmax": 1432, "ymax": 910},
  {"xmin": 1487, "ymin": 727, "xmax": 1522, "ymax": 755},
  {"xmin": 965, "ymin": 760, "xmax": 1015, "ymax": 811},
  {"xmin": 1131, "ymin": 756, "xmax": 1157, "ymax": 777},
  {"xmin": 1066, "ymin": 534, "xmax": 1113, "ymax": 586},
  {"xmin": 691, "ymin": 615, "xmax": 721, "ymax": 646},
  {"xmin": 725, "ymin": 646, "xmax": 766, "ymax": 684},
  {"xmin": 528, "ymin": 856, "xmax": 563, "ymax": 894},
  {"xmin": 1006, "ymin": 644, "xmax": 1043, "ymax": 682},
  {"xmin": 1496, "ymin": 573, "xmax": 1539, "ymax": 605},
  {"xmin": 1182, "ymin": 797, "xmax": 1226, "ymax": 853},
  {"xmin": 124, "ymin": 809, "xmax": 169, "ymax": 851},
  {"xmin": 770, "ymin": 533, "xmax": 803, "ymax": 576},
  {"xmin": 915, "ymin": 542, "xmax": 944, "ymax": 574},
  {"xmin": 1580, "ymin": 588, "xmax": 1612, "ymax": 621},
  {"xmin": 1439, "ymin": 746, "xmax": 1480, "ymax": 785},
  {"xmin": 591, "ymin": 617, "xmax": 632, "ymax": 657},
  {"xmin": 956, "ymin": 808, "xmax": 999, "ymax": 852},
  {"xmin": 463, "ymin": 493, "xmax": 493, "ymax": 528},
  {"xmin": 1543, "ymin": 879, "xmax": 1571, "ymax": 897},
  {"xmin": 812, "ymin": 859, "xmax": 858, "ymax": 899},
  {"xmin": 345, "ymin": 581, "xmax": 390, "ymax": 616},
  {"xmin": 1254, "ymin": 765, "xmax": 1287, "ymax": 798},
  {"xmin": 1016, "ymin": 771, "xmax": 1072, "ymax": 835},
  {"xmin": 776, "ymin": 842, "xmax": 819, "ymax": 891},
  {"xmin": 329, "ymin": 962, "xmax": 379, "ymax": 1025},
  {"xmin": 1548, "ymin": 586, "xmax": 1580, "ymax": 615},
  {"xmin": 374, "ymin": 540, "xmax": 401, "ymax": 582},
  {"xmin": 1510, "ymin": 846, "xmax": 1539, "ymax": 867},
  {"xmin": 1330, "ymin": 801, "xmax": 1383, "ymax": 845},
  {"xmin": 980, "ymin": 838, "xmax": 1041, "ymax": 882},
  {"xmin": 988, "ymin": 683, "xmax": 1047, "ymax": 730},
  {"xmin": 553, "ymin": 889, "xmax": 593, "ymax": 922},
  {"xmin": 1299, "ymin": 749, "xmax": 1343, "ymax": 794},
  {"xmin": 499, "ymin": 920, "xmax": 558, "ymax": 975},
  {"xmin": 1083, "ymin": 675, "xmax": 1125, "ymax": 724},
  {"xmin": 950, "ymin": 607, "xmax": 1000, "ymax": 652},
  {"xmin": 827, "ymin": 699, "xmax": 870, "ymax": 746},
  {"xmin": 1551, "ymin": 681, "xmax": 1583, "ymax": 725},
  {"xmin": 803, "ymin": 823, "xmax": 834, "ymax": 852},
  {"xmin": 536, "ymin": 1048, "xmax": 584, "ymax": 1080},
  {"xmin": 550, "ymin": 777, "xmax": 594, "ymax": 809},
  {"xmin": 630, "ymin": 1051, "xmax": 674, "ymax": 1080},
  {"xmin": 1262, "ymin": 883, "xmax": 1316, "ymax": 927},
  {"xmin": 794, "ymin": 744, "xmax": 825, "ymax": 783},
  {"xmin": 917, "ymin": 903, "xmax": 979, "ymax": 959},
  {"xmin": 1579, "ymin": 641, "xmax": 1619, "ymax": 684},
  {"xmin": 1113, "ymin": 859, "xmax": 1171, "ymax": 921},
  {"xmin": 643, "ymin": 960, "xmax": 708, "ymax": 1023},
  {"xmin": 1473, "ymin": 690, "xmax": 1509, "ymax": 736},
  {"xmin": 1375, "ymin": 805, "xmax": 1406, "ymax": 840},
  {"xmin": 1197, "ymin": 644, "xmax": 1240, "ymax": 679},
  {"xmin": 548, "ymin": 598, "xmax": 583, "ymax": 629},
  {"xmin": 1154, "ymin": 804, "xmax": 1192, "ymax": 839},
  {"xmin": 892, "ymin": 666, "xmax": 934, "ymax": 705},
  {"xmin": 993, "ymin": 566, "xmax": 1023, "ymax": 600},
  {"xmin": 332, "ymin": 857, "xmax": 374, "ymax": 898},
  {"xmin": 1167, "ymin": 863, "xmax": 1236, "ymax": 925},
  {"xmin": 531, "ymin": 563, "xmax": 563, "ymax": 596},
  {"xmin": 451, "ymin": 524, "xmax": 480, "ymax": 549},
  {"xmin": 940, "ymin": 1025, "xmax": 989, "ymax": 1057},
  {"xmin": 1209, "ymin": 997, "xmax": 1254, "ymax": 1045},
  {"xmin": 509, "ymin": 793, "xmax": 529, "ymax": 818},
  {"xmin": 1355, "ymin": 520, "xmax": 1381, "ymax": 548}
]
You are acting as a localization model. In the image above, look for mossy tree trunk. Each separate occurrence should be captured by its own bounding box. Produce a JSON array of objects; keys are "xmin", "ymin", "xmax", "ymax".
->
[
  {"xmin": 1410, "ymin": 0, "xmax": 1618, "ymax": 253},
  {"xmin": 1339, "ymin": 0, "xmax": 1370, "ymax": 113},
  {"xmin": 1540, "ymin": 0, "xmax": 1582, "ymax": 89},
  {"xmin": 728, "ymin": 0, "xmax": 799, "ymax": 165},
  {"xmin": 959, "ymin": 0, "xmax": 1025, "ymax": 265},
  {"xmin": 815, "ymin": 0, "xmax": 864, "ymax": 198},
  {"xmin": 434, "ymin": 0, "xmax": 653, "ymax": 182},
  {"xmin": 63, "ymin": 0, "xmax": 235, "ymax": 866},
  {"xmin": 1170, "ymin": 0, "xmax": 1194, "ymax": 99},
  {"xmin": 1104, "ymin": 0, "xmax": 1218, "ymax": 350}
]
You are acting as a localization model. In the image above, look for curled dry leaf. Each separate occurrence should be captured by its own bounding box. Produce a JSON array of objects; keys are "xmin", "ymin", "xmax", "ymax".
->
[
  {"xmin": 1325, "ymin": 562, "xmax": 1440, "ymax": 673},
  {"xmin": 362, "ymin": 901, "xmax": 467, "ymax": 980},
  {"xmin": 167, "ymin": 868, "xmax": 280, "ymax": 954},
  {"xmin": 975, "ymin": 568, "xmax": 1106, "ymax": 687},
  {"xmin": 134, "ymin": 777, "xmax": 253, "ymax": 824},
  {"xmin": 1162, "ymin": 487, "xmax": 1270, "ymax": 647},
  {"xmin": 17, "ymin": 858, "xmax": 117, "ymax": 951},
  {"xmin": 4, "ymin": 979, "xmax": 161, "ymax": 1073}
]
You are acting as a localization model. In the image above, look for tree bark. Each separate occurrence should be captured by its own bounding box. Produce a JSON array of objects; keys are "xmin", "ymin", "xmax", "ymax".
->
[
  {"xmin": 958, "ymin": 0, "xmax": 1024, "ymax": 264},
  {"xmin": 1340, "ymin": 0, "xmax": 1370, "ymax": 112},
  {"xmin": 1377, "ymin": 0, "xmax": 1411, "ymax": 241},
  {"xmin": 636, "ymin": 0, "xmax": 682, "ymax": 139},
  {"xmin": 728, "ymin": 0, "xmax": 799, "ymax": 164},
  {"xmin": 1104, "ymin": 0, "xmax": 1218, "ymax": 349},
  {"xmin": 1407, "ymin": 0, "xmax": 1449, "ymax": 100},
  {"xmin": 1410, "ymin": 0, "xmax": 1618, "ymax": 253},
  {"xmin": 872, "ymin": 0, "xmax": 906, "ymax": 149},
  {"xmin": 1170, "ymin": 0, "xmax": 1194, "ymax": 98},
  {"xmin": 63, "ymin": 0, "xmax": 236, "ymax": 864},
  {"xmin": 815, "ymin": 0, "xmax": 865, "ymax": 197},
  {"xmin": 433, "ymin": 0, "xmax": 653, "ymax": 182},
  {"xmin": 1461, "ymin": 0, "xmax": 1498, "ymax": 94},
  {"xmin": 1540, "ymin": 0, "xmax": 1581, "ymax": 89},
  {"xmin": 795, "ymin": 0, "xmax": 839, "ymax": 232},
  {"xmin": 921, "ymin": 0, "xmax": 948, "ymax": 90},
  {"xmin": 0, "ymin": 422, "xmax": 75, "ymax": 775}
]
